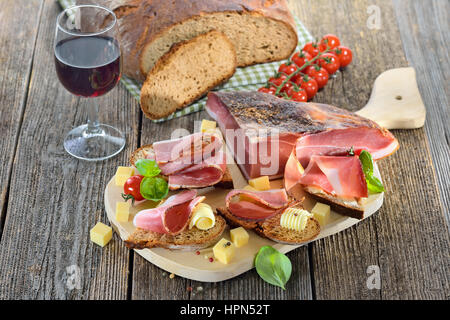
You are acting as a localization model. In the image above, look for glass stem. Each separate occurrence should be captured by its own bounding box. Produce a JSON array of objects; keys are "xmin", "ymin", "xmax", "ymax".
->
[{"xmin": 86, "ymin": 97, "xmax": 101, "ymax": 135}]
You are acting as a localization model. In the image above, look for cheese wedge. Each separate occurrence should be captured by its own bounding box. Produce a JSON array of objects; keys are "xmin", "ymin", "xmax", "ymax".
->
[
  {"xmin": 248, "ymin": 176, "xmax": 270, "ymax": 191},
  {"xmin": 200, "ymin": 119, "xmax": 216, "ymax": 133},
  {"xmin": 230, "ymin": 227, "xmax": 249, "ymax": 248},
  {"xmin": 90, "ymin": 222, "xmax": 113, "ymax": 247},
  {"xmin": 311, "ymin": 202, "xmax": 330, "ymax": 226},
  {"xmin": 280, "ymin": 208, "xmax": 312, "ymax": 232},
  {"xmin": 115, "ymin": 166, "xmax": 134, "ymax": 186},
  {"xmin": 189, "ymin": 203, "xmax": 215, "ymax": 230},
  {"xmin": 213, "ymin": 238, "xmax": 235, "ymax": 264}
]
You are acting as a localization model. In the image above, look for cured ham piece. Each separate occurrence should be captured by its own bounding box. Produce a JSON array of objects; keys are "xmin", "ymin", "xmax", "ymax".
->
[
  {"xmin": 295, "ymin": 127, "xmax": 399, "ymax": 168},
  {"xmin": 225, "ymin": 189, "xmax": 290, "ymax": 220},
  {"xmin": 206, "ymin": 91, "xmax": 398, "ymax": 179},
  {"xmin": 143, "ymin": 132, "xmax": 227, "ymax": 190},
  {"xmin": 133, "ymin": 190, "xmax": 204, "ymax": 235},
  {"xmin": 288, "ymin": 155, "xmax": 368, "ymax": 198},
  {"xmin": 169, "ymin": 150, "xmax": 227, "ymax": 189}
]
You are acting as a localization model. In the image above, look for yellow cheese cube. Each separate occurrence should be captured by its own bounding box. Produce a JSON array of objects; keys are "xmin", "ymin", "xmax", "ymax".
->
[
  {"xmin": 115, "ymin": 202, "xmax": 130, "ymax": 222},
  {"xmin": 90, "ymin": 222, "xmax": 113, "ymax": 247},
  {"xmin": 213, "ymin": 238, "xmax": 236, "ymax": 264},
  {"xmin": 200, "ymin": 119, "xmax": 216, "ymax": 132},
  {"xmin": 248, "ymin": 176, "xmax": 270, "ymax": 191},
  {"xmin": 311, "ymin": 202, "xmax": 331, "ymax": 226},
  {"xmin": 243, "ymin": 185, "xmax": 258, "ymax": 191},
  {"xmin": 230, "ymin": 227, "xmax": 249, "ymax": 248},
  {"xmin": 115, "ymin": 166, "xmax": 134, "ymax": 187}
]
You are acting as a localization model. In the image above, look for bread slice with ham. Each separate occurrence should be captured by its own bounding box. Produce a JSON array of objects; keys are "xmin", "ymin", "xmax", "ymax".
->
[{"xmin": 217, "ymin": 189, "xmax": 321, "ymax": 245}]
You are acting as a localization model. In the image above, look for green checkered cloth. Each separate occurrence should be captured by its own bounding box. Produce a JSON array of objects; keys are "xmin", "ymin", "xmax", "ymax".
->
[{"xmin": 58, "ymin": 0, "xmax": 314, "ymax": 122}]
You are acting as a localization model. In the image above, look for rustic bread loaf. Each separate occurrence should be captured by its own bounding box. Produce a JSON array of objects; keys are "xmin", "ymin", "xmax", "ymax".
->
[
  {"xmin": 140, "ymin": 30, "xmax": 237, "ymax": 119},
  {"xmin": 82, "ymin": 0, "xmax": 298, "ymax": 81},
  {"xmin": 125, "ymin": 213, "xmax": 226, "ymax": 250}
]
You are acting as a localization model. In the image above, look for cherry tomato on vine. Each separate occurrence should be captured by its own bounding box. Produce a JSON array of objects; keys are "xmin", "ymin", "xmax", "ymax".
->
[
  {"xmin": 122, "ymin": 175, "xmax": 145, "ymax": 203},
  {"xmin": 300, "ymin": 76, "xmax": 319, "ymax": 100},
  {"xmin": 291, "ymin": 89, "xmax": 308, "ymax": 102},
  {"xmin": 292, "ymin": 51, "xmax": 312, "ymax": 68},
  {"xmin": 302, "ymin": 42, "xmax": 320, "ymax": 57},
  {"xmin": 305, "ymin": 65, "xmax": 329, "ymax": 89},
  {"xmin": 319, "ymin": 34, "xmax": 341, "ymax": 51},
  {"xmin": 278, "ymin": 63, "xmax": 297, "ymax": 76},
  {"xmin": 280, "ymin": 81, "xmax": 294, "ymax": 94},
  {"xmin": 268, "ymin": 75, "xmax": 287, "ymax": 87},
  {"xmin": 316, "ymin": 52, "xmax": 340, "ymax": 75},
  {"xmin": 334, "ymin": 46, "xmax": 353, "ymax": 68},
  {"xmin": 258, "ymin": 87, "xmax": 271, "ymax": 94}
]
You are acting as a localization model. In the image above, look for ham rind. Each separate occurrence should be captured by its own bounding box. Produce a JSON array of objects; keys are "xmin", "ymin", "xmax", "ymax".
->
[
  {"xmin": 225, "ymin": 189, "xmax": 290, "ymax": 220},
  {"xmin": 206, "ymin": 91, "xmax": 398, "ymax": 179},
  {"xmin": 168, "ymin": 150, "xmax": 227, "ymax": 190},
  {"xmin": 133, "ymin": 190, "xmax": 198, "ymax": 234},
  {"xmin": 299, "ymin": 156, "xmax": 368, "ymax": 198},
  {"xmin": 295, "ymin": 127, "xmax": 399, "ymax": 168}
]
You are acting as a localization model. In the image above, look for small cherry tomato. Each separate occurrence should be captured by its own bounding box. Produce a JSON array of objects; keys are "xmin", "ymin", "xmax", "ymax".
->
[
  {"xmin": 291, "ymin": 73, "xmax": 304, "ymax": 87},
  {"xmin": 302, "ymin": 42, "xmax": 320, "ymax": 57},
  {"xmin": 305, "ymin": 65, "xmax": 329, "ymax": 89},
  {"xmin": 316, "ymin": 52, "xmax": 340, "ymax": 75},
  {"xmin": 122, "ymin": 175, "xmax": 145, "ymax": 203},
  {"xmin": 292, "ymin": 51, "xmax": 312, "ymax": 68},
  {"xmin": 258, "ymin": 87, "xmax": 271, "ymax": 94},
  {"xmin": 268, "ymin": 75, "xmax": 287, "ymax": 87},
  {"xmin": 320, "ymin": 34, "xmax": 341, "ymax": 50},
  {"xmin": 280, "ymin": 81, "xmax": 294, "ymax": 95},
  {"xmin": 291, "ymin": 89, "xmax": 308, "ymax": 102},
  {"xmin": 334, "ymin": 46, "xmax": 353, "ymax": 68},
  {"xmin": 278, "ymin": 63, "xmax": 297, "ymax": 76},
  {"xmin": 300, "ymin": 75, "xmax": 319, "ymax": 100}
]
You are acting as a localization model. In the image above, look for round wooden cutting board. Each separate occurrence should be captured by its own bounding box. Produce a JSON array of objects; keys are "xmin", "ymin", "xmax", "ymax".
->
[{"xmin": 104, "ymin": 163, "xmax": 383, "ymax": 282}]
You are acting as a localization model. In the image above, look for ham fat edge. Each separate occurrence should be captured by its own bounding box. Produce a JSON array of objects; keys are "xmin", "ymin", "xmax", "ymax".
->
[
  {"xmin": 133, "ymin": 190, "xmax": 206, "ymax": 235},
  {"xmin": 225, "ymin": 189, "xmax": 290, "ymax": 220},
  {"xmin": 145, "ymin": 132, "xmax": 227, "ymax": 189}
]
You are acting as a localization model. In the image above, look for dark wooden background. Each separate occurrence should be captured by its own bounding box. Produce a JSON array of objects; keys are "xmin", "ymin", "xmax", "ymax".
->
[{"xmin": 0, "ymin": 0, "xmax": 448, "ymax": 299}]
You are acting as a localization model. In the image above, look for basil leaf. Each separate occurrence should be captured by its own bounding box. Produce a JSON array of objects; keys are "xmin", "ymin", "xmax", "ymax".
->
[
  {"xmin": 255, "ymin": 246, "xmax": 292, "ymax": 290},
  {"xmin": 359, "ymin": 150, "xmax": 373, "ymax": 176},
  {"xmin": 140, "ymin": 177, "xmax": 169, "ymax": 201},
  {"xmin": 366, "ymin": 175, "xmax": 385, "ymax": 193},
  {"xmin": 135, "ymin": 159, "xmax": 161, "ymax": 177}
]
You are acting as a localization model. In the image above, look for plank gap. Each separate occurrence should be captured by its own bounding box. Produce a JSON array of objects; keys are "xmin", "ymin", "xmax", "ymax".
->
[{"xmin": 307, "ymin": 244, "xmax": 316, "ymax": 300}]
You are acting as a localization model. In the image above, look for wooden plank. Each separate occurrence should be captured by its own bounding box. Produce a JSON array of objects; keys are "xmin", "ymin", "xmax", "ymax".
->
[
  {"xmin": 293, "ymin": 0, "xmax": 449, "ymax": 299},
  {"xmin": 0, "ymin": 0, "xmax": 43, "ymax": 237},
  {"xmin": 0, "ymin": 0, "xmax": 139, "ymax": 299},
  {"xmin": 392, "ymin": 0, "xmax": 450, "ymax": 225}
]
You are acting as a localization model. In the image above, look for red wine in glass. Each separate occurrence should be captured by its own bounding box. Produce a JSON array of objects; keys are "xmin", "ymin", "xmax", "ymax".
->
[{"xmin": 54, "ymin": 36, "xmax": 121, "ymax": 97}]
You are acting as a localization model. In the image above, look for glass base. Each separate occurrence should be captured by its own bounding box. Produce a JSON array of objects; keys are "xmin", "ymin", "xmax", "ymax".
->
[{"xmin": 64, "ymin": 124, "xmax": 125, "ymax": 161}]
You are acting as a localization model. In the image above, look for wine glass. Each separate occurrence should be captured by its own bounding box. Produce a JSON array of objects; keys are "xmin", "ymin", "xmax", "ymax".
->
[{"xmin": 54, "ymin": 4, "xmax": 125, "ymax": 161}]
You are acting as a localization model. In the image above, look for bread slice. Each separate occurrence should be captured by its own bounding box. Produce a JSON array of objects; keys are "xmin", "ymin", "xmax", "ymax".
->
[
  {"xmin": 140, "ymin": 30, "xmax": 237, "ymax": 120},
  {"xmin": 130, "ymin": 144, "xmax": 233, "ymax": 189},
  {"xmin": 304, "ymin": 186, "xmax": 364, "ymax": 219},
  {"xmin": 125, "ymin": 213, "xmax": 226, "ymax": 250},
  {"xmin": 216, "ymin": 206, "xmax": 321, "ymax": 245}
]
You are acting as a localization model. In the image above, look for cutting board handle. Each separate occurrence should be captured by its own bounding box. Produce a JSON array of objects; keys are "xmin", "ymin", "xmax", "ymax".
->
[{"xmin": 355, "ymin": 67, "xmax": 426, "ymax": 129}]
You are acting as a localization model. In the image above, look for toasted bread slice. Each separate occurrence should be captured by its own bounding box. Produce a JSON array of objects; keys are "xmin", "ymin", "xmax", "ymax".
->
[
  {"xmin": 304, "ymin": 186, "xmax": 364, "ymax": 220},
  {"xmin": 216, "ymin": 206, "xmax": 320, "ymax": 245},
  {"xmin": 130, "ymin": 144, "xmax": 233, "ymax": 189},
  {"xmin": 125, "ymin": 213, "xmax": 226, "ymax": 250}
]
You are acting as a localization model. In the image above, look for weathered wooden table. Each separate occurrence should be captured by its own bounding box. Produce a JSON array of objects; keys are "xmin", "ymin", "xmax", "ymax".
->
[{"xmin": 0, "ymin": 0, "xmax": 448, "ymax": 300}]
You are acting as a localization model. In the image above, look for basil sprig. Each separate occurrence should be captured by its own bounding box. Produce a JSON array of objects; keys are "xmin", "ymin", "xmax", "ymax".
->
[
  {"xmin": 135, "ymin": 159, "xmax": 168, "ymax": 201},
  {"xmin": 359, "ymin": 150, "xmax": 385, "ymax": 193},
  {"xmin": 255, "ymin": 246, "xmax": 292, "ymax": 290}
]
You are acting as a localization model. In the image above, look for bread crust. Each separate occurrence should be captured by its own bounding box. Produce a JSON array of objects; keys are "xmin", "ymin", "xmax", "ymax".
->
[
  {"xmin": 140, "ymin": 30, "xmax": 237, "ymax": 119},
  {"xmin": 80, "ymin": 0, "xmax": 297, "ymax": 81}
]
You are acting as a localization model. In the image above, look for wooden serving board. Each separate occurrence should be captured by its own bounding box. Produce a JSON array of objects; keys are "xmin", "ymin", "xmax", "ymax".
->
[
  {"xmin": 104, "ymin": 67, "xmax": 424, "ymax": 282},
  {"xmin": 104, "ymin": 162, "xmax": 383, "ymax": 282}
]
